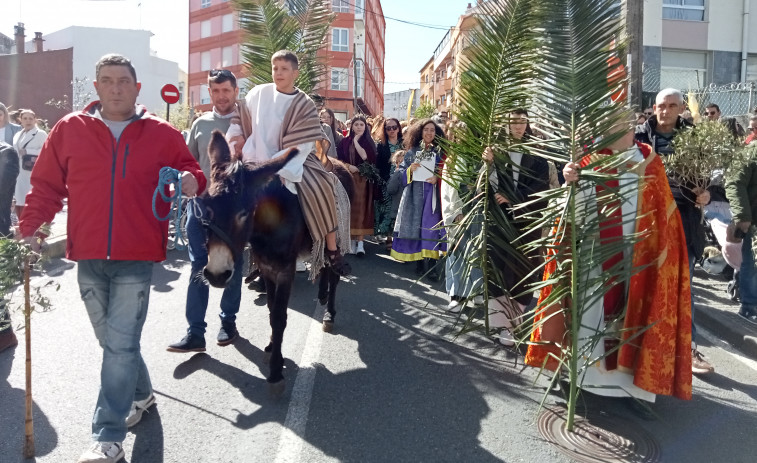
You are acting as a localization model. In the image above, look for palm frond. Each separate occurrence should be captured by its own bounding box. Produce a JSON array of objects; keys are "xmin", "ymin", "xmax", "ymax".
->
[{"xmin": 234, "ymin": 0, "xmax": 334, "ymax": 95}]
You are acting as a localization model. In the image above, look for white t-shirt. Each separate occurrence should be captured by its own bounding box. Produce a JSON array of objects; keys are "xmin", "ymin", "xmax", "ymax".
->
[{"xmin": 241, "ymin": 83, "xmax": 314, "ymax": 194}]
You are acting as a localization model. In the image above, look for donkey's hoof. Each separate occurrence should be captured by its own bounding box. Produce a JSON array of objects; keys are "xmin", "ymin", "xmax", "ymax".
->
[
  {"xmin": 268, "ymin": 379, "xmax": 286, "ymax": 396},
  {"xmin": 322, "ymin": 320, "xmax": 334, "ymax": 333}
]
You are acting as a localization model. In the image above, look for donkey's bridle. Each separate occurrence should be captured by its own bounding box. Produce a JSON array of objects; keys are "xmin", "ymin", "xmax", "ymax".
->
[{"xmin": 199, "ymin": 164, "xmax": 246, "ymax": 261}]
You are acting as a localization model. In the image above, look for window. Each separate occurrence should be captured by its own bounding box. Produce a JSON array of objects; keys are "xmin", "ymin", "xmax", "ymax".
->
[
  {"xmin": 332, "ymin": 0, "xmax": 349, "ymax": 13},
  {"xmin": 222, "ymin": 14, "xmax": 234, "ymax": 33},
  {"xmin": 660, "ymin": 49, "xmax": 707, "ymax": 89},
  {"xmin": 222, "ymin": 47, "xmax": 233, "ymax": 67},
  {"xmin": 331, "ymin": 67, "xmax": 349, "ymax": 91},
  {"xmin": 201, "ymin": 0, "xmax": 211, "ymax": 8},
  {"xmin": 332, "ymin": 28, "xmax": 349, "ymax": 52},
  {"xmin": 201, "ymin": 96, "xmax": 211, "ymax": 104},
  {"xmin": 663, "ymin": 0, "xmax": 705, "ymax": 21},
  {"xmin": 747, "ymin": 56, "xmax": 757, "ymax": 82},
  {"xmin": 355, "ymin": 60, "xmax": 363, "ymax": 97},
  {"xmin": 355, "ymin": 0, "xmax": 364, "ymax": 18},
  {"xmin": 201, "ymin": 20, "xmax": 211, "ymax": 38},
  {"xmin": 201, "ymin": 51, "xmax": 211, "ymax": 71}
]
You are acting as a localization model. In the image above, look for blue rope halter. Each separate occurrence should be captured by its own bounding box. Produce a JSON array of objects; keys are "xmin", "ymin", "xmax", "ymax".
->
[{"xmin": 152, "ymin": 166, "xmax": 187, "ymax": 251}]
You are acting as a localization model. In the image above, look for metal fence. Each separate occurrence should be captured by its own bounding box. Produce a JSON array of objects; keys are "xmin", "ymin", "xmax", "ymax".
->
[{"xmin": 643, "ymin": 68, "xmax": 757, "ymax": 124}]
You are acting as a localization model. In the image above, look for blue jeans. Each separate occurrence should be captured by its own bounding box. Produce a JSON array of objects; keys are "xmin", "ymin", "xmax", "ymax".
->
[
  {"xmin": 78, "ymin": 259, "xmax": 153, "ymax": 442},
  {"xmin": 740, "ymin": 231, "xmax": 757, "ymax": 313},
  {"xmin": 185, "ymin": 197, "xmax": 243, "ymax": 336}
]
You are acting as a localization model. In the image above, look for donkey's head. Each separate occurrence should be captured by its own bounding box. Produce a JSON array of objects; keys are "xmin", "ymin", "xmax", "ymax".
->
[{"xmin": 201, "ymin": 130, "xmax": 299, "ymax": 288}]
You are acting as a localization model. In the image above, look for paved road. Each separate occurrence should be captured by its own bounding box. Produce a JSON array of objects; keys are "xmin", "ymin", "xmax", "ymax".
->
[{"xmin": 2, "ymin": 242, "xmax": 757, "ymax": 463}]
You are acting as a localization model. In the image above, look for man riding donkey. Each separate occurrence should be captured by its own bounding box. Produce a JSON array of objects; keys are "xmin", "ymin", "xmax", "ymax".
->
[{"xmin": 225, "ymin": 50, "xmax": 352, "ymax": 279}]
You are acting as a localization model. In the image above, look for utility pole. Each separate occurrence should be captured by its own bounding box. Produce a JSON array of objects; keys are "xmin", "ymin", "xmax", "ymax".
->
[{"xmin": 624, "ymin": 0, "xmax": 644, "ymax": 109}]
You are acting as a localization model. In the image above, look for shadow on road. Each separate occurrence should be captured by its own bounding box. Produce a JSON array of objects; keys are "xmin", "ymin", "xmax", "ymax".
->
[{"xmin": 0, "ymin": 345, "xmax": 58, "ymax": 460}]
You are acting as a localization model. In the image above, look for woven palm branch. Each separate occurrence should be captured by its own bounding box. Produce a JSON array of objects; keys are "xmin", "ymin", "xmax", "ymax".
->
[{"xmin": 234, "ymin": 0, "xmax": 334, "ymax": 95}]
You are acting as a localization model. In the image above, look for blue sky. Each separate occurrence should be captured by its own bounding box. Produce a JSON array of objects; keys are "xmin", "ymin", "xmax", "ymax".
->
[{"xmin": 2, "ymin": 0, "xmax": 466, "ymax": 94}]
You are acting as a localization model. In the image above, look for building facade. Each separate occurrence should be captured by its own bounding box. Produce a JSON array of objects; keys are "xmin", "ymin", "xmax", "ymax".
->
[
  {"xmin": 0, "ymin": 23, "xmax": 181, "ymax": 127},
  {"xmin": 383, "ymin": 88, "xmax": 420, "ymax": 121},
  {"xmin": 187, "ymin": 0, "xmax": 386, "ymax": 120}
]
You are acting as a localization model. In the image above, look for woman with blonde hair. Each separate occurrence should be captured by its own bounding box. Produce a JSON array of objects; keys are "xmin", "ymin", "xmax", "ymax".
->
[{"xmin": 13, "ymin": 109, "xmax": 47, "ymax": 218}]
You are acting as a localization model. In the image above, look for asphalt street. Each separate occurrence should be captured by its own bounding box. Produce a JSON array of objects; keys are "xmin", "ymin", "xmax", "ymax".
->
[{"xmin": 2, "ymin": 242, "xmax": 757, "ymax": 463}]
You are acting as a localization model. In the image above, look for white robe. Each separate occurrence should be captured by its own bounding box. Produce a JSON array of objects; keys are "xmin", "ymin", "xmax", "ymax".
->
[
  {"xmin": 573, "ymin": 145, "xmax": 656, "ymax": 402},
  {"xmin": 241, "ymin": 83, "xmax": 314, "ymax": 194},
  {"xmin": 13, "ymin": 127, "xmax": 48, "ymax": 206}
]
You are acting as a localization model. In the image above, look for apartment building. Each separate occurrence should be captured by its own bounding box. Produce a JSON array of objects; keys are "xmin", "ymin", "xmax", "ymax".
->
[
  {"xmin": 187, "ymin": 0, "xmax": 386, "ymax": 120},
  {"xmin": 643, "ymin": 0, "xmax": 757, "ymax": 95},
  {"xmin": 418, "ymin": 3, "xmax": 480, "ymax": 120}
]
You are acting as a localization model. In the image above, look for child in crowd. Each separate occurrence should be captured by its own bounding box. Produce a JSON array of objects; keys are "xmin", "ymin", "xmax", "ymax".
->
[{"xmin": 385, "ymin": 150, "xmax": 406, "ymax": 252}]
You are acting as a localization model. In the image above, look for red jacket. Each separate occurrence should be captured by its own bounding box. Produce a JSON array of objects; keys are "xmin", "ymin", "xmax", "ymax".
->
[{"xmin": 19, "ymin": 102, "xmax": 206, "ymax": 262}]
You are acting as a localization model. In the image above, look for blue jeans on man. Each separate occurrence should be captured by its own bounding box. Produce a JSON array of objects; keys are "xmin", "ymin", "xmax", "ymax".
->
[
  {"xmin": 78, "ymin": 259, "xmax": 153, "ymax": 442},
  {"xmin": 184, "ymin": 197, "xmax": 242, "ymax": 337},
  {"xmin": 739, "ymin": 231, "xmax": 757, "ymax": 318}
]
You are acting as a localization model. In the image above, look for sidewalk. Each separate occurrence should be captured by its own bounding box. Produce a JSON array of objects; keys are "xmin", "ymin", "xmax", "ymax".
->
[{"xmin": 40, "ymin": 210, "xmax": 757, "ymax": 360}]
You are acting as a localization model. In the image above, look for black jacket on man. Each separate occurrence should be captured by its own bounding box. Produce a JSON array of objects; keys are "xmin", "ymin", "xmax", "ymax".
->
[
  {"xmin": 635, "ymin": 115, "xmax": 705, "ymax": 259},
  {"xmin": 0, "ymin": 142, "xmax": 19, "ymax": 237}
]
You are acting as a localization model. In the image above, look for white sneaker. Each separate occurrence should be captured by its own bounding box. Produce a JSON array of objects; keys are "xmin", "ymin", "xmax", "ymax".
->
[
  {"xmin": 356, "ymin": 241, "xmax": 365, "ymax": 256},
  {"xmin": 295, "ymin": 260, "xmax": 307, "ymax": 272},
  {"xmin": 497, "ymin": 329, "xmax": 516, "ymax": 347},
  {"xmin": 78, "ymin": 441, "xmax": 125, "ymax": 463},
  {"xmin": 473, "ymin": 295, "xmax": 484, "ymax": 306},
  {"xmin": 348, "ymin": 240, "xmax": 357, "ymax": 254},
  {"xmin": 447, "ymin": 299, "xmax": 463, "ymax": 313},
  {"xmin": 126, "ymin": 393, "xmax": 156, "ymax": 428}
]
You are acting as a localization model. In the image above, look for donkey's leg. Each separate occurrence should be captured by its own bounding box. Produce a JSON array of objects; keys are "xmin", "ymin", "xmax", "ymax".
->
[
  {"xmin": 267, "ymin": 274, "xmax": 293, "ymax": 394},
  {"xmin": 263, "ymin": 277, "xmax": 277, "ymax": 357}
]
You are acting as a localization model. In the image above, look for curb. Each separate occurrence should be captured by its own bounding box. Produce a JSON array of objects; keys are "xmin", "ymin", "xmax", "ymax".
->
[
  {"xmin": 697, "ymin": 303, "xmax": 757, "ymax": 359},
  {"xmin": 693, "ymin": 269, "xmax": 757, "ymax": 360},
  {"xmin": 43, "ymin": 235, "xmax": 67, "ymax": 260}
]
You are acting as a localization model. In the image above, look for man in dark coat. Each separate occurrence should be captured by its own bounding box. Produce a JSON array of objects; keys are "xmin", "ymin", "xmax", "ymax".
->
[
  {"xmin": 0, "ymin": 141, "xmax": 19, "ymax": 353},
  {"xmin": 635, "ymin": 87, "xmax": 714, "ymax": 375}
]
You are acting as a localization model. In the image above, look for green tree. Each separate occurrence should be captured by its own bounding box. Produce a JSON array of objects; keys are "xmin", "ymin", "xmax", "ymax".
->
[
  {"xmin": 414, "ymin": 101, "xmax": 435, "ymax": 119},
  {"xmin": 233, "ymin": 0, "xmax": 334, "ymax": 95}
]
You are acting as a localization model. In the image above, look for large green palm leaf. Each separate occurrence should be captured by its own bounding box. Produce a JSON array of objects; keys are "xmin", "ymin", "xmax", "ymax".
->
[
  {"xmin": 449, "ymin": 0, "xmax": 648, "ymax": 432},
  {"xmin": 234, "ymin": 0, "xmax": 334, "ymax": 95}
]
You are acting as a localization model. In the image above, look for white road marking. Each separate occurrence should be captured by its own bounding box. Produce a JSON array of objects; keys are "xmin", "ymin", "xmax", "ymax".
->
[
  {"xmin": 274, "ymin": 301, "xmax": 326, "ymax": 463},
  {"xmin": 698, "ymin": 326, "xmax": 757, "ymax": 372}
]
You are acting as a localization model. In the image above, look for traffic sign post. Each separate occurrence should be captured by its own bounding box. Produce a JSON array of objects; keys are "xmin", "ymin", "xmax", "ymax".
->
[{"xmin": 161, "ymin": 84, "xmax": 181, "ymax": 122}]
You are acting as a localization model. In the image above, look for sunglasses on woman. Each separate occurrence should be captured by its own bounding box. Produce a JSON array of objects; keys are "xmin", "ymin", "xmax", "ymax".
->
[{"xmin": 385, "ymin": 125, "xmax": 399, "ymax": 131}]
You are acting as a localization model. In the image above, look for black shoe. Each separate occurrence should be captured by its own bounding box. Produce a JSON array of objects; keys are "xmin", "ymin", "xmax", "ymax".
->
[
  {"xmin": 167, "ymin": 334, "xmax": 206, "ymax": 353},
  {"xmin": 217, "ymin": 323, "xmax": 239, "ymax": 346}
]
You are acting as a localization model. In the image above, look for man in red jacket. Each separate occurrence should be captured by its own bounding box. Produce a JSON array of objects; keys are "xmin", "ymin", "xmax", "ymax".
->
[{"xmin": 19, "ymin": 54, "xmax": 206, "ymax": 463}]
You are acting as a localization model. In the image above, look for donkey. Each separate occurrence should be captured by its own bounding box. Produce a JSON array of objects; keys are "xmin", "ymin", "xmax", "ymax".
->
[{"xmin": 200, "ymin": 131, "xmax": 353, "ymax": 394}]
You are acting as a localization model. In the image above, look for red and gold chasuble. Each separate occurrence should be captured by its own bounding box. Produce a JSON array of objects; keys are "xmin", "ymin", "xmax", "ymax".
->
[{"xmin": 524, "ymin": 143, "xmax": 693, "ymax": 400}]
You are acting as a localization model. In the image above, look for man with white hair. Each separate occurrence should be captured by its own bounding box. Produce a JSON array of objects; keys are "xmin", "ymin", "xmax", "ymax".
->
[{"xmin": 635, "ymin": 87, "xmax": 714, "ymax": 375}]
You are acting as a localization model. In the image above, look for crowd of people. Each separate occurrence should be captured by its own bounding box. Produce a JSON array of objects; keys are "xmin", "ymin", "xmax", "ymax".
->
[{"xmin": 1, "ymin": 47, "xmax": 757, "ymax": 462}]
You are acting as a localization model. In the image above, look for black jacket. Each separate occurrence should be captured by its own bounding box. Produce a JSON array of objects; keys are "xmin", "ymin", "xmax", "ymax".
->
[
  {"xmin": 635, "ymin": 115, "xmax": 705, "ymax": 258},
  {"xmin": 0, "ymin": 142, "xmax": 19, "ymax": 237}
]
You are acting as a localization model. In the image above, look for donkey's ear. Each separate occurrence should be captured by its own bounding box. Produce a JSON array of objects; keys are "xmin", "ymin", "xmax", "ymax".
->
[{"xmin": 209, "ymin": 130, "xmax": 232, "ymax": 172}]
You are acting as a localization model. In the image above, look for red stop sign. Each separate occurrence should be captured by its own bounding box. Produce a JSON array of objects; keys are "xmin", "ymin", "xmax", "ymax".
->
[{"xmin": 161, "ymin": 84, "xmax": 181, "ymax": 104}]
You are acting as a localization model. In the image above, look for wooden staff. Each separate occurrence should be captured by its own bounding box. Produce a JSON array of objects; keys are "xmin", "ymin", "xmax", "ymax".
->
[{"xmin": 23, "ymin": 256, "xmax": 34, "ymax": 458}]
